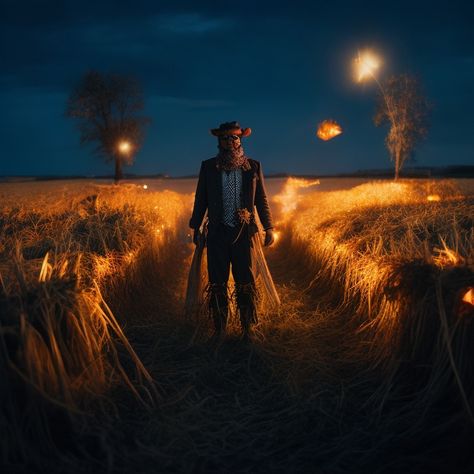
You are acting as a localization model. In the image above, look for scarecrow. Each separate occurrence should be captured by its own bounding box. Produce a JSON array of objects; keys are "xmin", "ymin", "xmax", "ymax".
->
[{"xmin": 187, "ymin": 121, "xmax": 278, "ymax": 341}]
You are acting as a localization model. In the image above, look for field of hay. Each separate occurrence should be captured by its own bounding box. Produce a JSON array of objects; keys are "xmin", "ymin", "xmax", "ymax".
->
[{"xmin": 1, "ymin": 177, "xmax": 473, "ymax": 473}]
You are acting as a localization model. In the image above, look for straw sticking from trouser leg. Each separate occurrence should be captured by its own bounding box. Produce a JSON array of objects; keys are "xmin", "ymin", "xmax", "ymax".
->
[
  {"xmin": 251, "ymin": 231, "xmax": 280, "ymax": 307},
  {"xmin": 184, "ymin": 220, "xmax": 209, "ymax": 318}
]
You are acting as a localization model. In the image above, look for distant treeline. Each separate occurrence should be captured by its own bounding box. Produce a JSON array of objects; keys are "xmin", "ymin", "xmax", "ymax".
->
[
  {"xmin": 1, "ymin": 166, "xmax": 474, "ymax": 183},
  {"xmin": 343, "ymin": 165, "xmax": 474, "ymax": 178}
]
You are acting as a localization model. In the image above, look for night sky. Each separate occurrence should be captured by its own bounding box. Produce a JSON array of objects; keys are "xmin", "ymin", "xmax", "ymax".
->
[{"xmin": 1, "ymin": 0, "xmax": 473, "ymax": 177}]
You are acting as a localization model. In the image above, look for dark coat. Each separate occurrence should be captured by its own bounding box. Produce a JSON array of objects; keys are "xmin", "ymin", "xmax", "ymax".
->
[{"xmin": 189, "ymin": 157, "xmax": 274, "ymax": 237}]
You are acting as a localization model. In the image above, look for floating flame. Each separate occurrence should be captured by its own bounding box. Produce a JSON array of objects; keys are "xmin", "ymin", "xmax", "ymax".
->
[
  {"xmin": 427, "ymin": 194, "xmax": 441, "ymax": 202},
  {"xmin": 317, "ymin": 120, "xmax": 343, "ymax": 141}
]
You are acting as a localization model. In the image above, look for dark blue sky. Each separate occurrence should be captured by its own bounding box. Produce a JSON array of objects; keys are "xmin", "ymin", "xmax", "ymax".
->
[{"xmin": 1, "ymin": 0, "xmax": 473, "ymax": 176}]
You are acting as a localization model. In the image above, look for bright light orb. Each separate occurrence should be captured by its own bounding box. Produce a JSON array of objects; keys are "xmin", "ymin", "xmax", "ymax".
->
[
  {"xmin": 118, "ymin": 141, "xmax": 131, "ymax": 154},
  {"xmin": 143, "ymin": 184, "xmax": 148, "ymax": 190},
  {"xmin": 354, "ymin": 50, "xmax": 380, "ymax": 82}
]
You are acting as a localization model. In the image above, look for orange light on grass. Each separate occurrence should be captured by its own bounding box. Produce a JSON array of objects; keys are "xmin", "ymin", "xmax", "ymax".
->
[
  {"xmin": 317, "ymin": 120, "xmax": 343, "ymax": 141},
  {"xmin": 433, "ymin": 239, "xmax": 464, "ymax": 267},
  {"xmin": 123, "ymin": 250, "xmax": 137, "ymax": 265},
  {"xmin": 427, "ymin": 194, "xmax": 441, "ymax": 202}
]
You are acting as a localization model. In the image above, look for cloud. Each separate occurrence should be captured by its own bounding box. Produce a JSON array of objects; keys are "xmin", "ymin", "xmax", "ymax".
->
[
  {"xmin": 150, "ymin": 95, "xmax": 235, "ymax": 109},
  {"xmin": 153, "ymin": 13, "xmax": 233, "ymax": 35}
]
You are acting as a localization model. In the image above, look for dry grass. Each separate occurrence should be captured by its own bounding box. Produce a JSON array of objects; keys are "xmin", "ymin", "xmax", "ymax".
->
[
  {"xmin": 2, "ymin": 177, "xmax": 474, "ymax": 473},
  {"xmin": 0, "ymin": 180, "xmax": 190, "ymax": 467},
  {"xmin": 93, "ymin": 178, "xmax": 474, "ymax": 474},
  {"xmin": 282, "ymin": 179, "xmax": 474, "ymax": 421}
]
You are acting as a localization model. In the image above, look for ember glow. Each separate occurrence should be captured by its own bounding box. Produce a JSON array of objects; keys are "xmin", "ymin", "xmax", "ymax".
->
[
  {"xmin": 462, "ymin": 288, "xmax": 474, "ymax": 306},
  {"xmin": 354, "ymin": 50, "xmax": 380, "ymax": 82},
  {"xmin": 427, "ymin": 194, "xmax": 441, "ymax": 202},
  {"xmin": 317, "ymin": 120, "xmax": 343, "ymax": 141}
]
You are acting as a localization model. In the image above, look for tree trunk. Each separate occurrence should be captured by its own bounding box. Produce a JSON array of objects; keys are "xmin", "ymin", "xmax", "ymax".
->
[
  {"xmin": 394, "ymin": 150, "xmax": 400, "ymax": 181},
  {"xmin": 114, "ymin": 157, "xmax": 123, "ymax": 183}
]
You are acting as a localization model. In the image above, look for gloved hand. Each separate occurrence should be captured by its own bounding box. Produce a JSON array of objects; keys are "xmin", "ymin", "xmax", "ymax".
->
[
  {"xmin": 193, "ymin": 229, "xmax": 200, "ymax": 246},
  {"xmin": 264, "ymin": 229, "xmax": 275, "ymax": 247}
]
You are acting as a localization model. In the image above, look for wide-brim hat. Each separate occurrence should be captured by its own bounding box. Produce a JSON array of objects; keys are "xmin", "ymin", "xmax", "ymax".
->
[{"xmin": 210, "ymin": 121, "xmax": 251, "ymax": 138}]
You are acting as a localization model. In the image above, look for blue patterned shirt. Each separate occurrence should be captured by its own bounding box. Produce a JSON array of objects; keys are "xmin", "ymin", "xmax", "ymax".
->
[{"xmin": 221, "ymin": 169, "xmax": 242, "ymax": 226}]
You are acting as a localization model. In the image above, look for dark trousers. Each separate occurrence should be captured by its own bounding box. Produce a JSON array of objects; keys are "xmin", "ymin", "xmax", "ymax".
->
[{"xmin": 207, "ymin": 222, "xmax": 257, "ymax": 329}]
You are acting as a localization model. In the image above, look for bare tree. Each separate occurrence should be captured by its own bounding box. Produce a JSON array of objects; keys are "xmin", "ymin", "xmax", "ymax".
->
[
  {"xmin": 66, "ymin": 70, "xmax": 151, "ymax": 183},
  {"xmin": 374, "ymin": 74, "xmax": 431, "ymax": 180}
]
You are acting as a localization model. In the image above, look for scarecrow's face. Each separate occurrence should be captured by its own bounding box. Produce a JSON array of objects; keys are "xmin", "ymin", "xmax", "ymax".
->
[{"xmin": 219, "ymin": 134, "xmax": 241, "ymax": 151}]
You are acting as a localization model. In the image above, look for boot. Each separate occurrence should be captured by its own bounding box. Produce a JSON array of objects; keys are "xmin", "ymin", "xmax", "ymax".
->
[
  {"xmin": 209, "ymin": 283, "xmax": 228, "ymax": 340},
  {"xmin": 235, "ymin": 283, "xmax": 258, "ymax": 318},
  {"xmin": 211, "ymin": 306, "xmax": 228, "ymax": 338},
  {"xmin": 239, "ymin": 306, "xmax": 256, "ymax": 343}
]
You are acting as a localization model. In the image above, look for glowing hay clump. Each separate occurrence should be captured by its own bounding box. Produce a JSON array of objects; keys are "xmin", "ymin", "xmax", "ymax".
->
[{"xmin": 317, "ymin": 120, "xmax": 342, "ymax": 141}]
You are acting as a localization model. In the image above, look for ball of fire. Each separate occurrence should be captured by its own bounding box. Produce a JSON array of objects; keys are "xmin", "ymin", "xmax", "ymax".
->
[{"xmin": 317, "ymin": 120, "xmax": 343, "ymax": 141}]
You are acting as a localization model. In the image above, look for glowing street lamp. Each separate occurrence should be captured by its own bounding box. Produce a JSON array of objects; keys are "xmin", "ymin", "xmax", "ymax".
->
[
  {"xmin": 353, "ymin": 49, "xmax": 396, "ymax": 133},
  {"xmin": 354, "ymin": 50, "xmax": 381, "ymax": 83},
  {"xmin": 118, "ymin": 140, "xmax": 132, "ymax": 155},
  {"xmin": 114, "ymin": 140, "xmax": 134, "ymax": 183}
]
